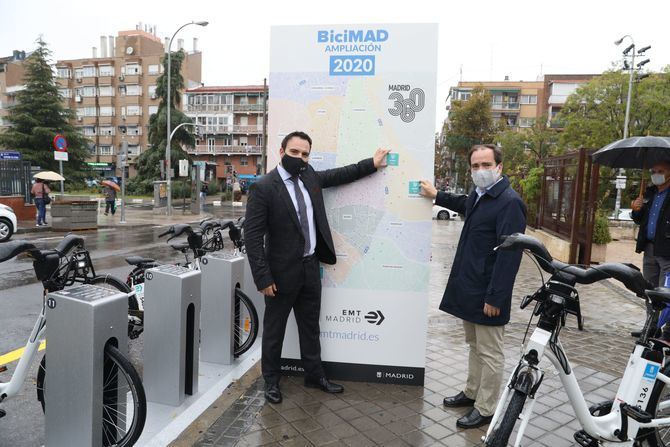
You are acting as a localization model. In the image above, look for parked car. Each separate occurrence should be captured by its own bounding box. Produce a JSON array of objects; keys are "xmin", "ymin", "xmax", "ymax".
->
[
  {"xmin": 608, "ymin": 208, "xmax": 634, "ymax": 221},
  {"xmin": 0, "ymin": 203, "xmax": 17, "ymax": 242},
  {"xmin": 432, "ymin": 204, "xmax": 460, "ymax": 220}
]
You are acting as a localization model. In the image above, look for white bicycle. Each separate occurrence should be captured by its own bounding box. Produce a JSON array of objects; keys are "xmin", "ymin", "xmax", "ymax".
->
[
  {"xmin": 0, "ymin": 235, "xmax": 146, "ymax": 446},
  {"xmin": 484, "ymin": 233, "xmax": 670, "ymax": 447}
]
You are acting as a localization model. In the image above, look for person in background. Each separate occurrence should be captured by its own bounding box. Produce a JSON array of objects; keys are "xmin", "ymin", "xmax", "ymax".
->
[
  {"xmin": 419, "ymin": 144, "xmax": 526, "ymax": 429},
  {"xmin": 31, "ymin": 179, "xmax": 50, "ymax": 227},
  {"xmin": 103, "ymin": 183, "xmax": 117, "ymax": 216}
]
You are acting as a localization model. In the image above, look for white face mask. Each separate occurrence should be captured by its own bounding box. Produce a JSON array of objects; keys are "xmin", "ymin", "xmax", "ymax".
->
[
  {"xmin": 471, "ymin": 166, "xmax": 501, "ymax": 189},
  {"xmin": 652, "ymin": 173, "xmax": 667, "ymax": 186}
]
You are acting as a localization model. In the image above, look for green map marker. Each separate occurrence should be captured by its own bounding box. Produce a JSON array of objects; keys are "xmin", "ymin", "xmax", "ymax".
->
[
  {"xmin": 408, "ymin": 181, "xmax": 421, "ymax": 195},
  {"xmin": 386, "ymin": 153, "xmax": 399, "ymax": 166}
]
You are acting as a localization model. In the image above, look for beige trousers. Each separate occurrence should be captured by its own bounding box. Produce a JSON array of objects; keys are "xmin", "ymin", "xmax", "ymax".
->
[{"xmin": 462, "ymin": 320, "xmax": 505, "ymax": 416}]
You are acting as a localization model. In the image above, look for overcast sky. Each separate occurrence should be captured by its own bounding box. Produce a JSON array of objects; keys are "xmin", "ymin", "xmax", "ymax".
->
[{"xmin": 2, "ymin": 0, "xmax": 668, "ymax": 131}]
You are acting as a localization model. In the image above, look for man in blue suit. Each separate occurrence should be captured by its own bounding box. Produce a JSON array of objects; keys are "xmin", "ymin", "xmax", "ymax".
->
[{"xmin": 420, "ymin": 144, "xmax": 526, "ymax": 429}]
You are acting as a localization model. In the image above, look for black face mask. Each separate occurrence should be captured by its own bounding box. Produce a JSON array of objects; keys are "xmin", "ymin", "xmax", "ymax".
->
[{"xmin": 281, "ymin": 153, "xmax": 308, "ymax": 176}]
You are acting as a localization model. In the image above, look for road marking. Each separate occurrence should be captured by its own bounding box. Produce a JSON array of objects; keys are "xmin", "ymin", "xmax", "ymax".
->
[{"xmin": 0, "ymin": 340, "xmax": 46, "ymax": 366}]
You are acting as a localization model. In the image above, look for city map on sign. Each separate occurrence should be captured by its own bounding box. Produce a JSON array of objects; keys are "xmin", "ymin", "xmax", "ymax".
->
[{"xmin": 268, "ymin": 72, "xmax": 435, "ymax": 293}]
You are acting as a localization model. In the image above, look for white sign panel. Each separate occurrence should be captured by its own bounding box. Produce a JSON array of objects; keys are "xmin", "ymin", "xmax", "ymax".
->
[
  {"xmin": 268, "ymin": 23, "xmax": 438, "ymax": 385},
  {"xmin": 54, "ymin": 151, "xmax": 68, "ymax": 162},
  {"xmin": 179, "ymin": 159, "xmax": 189, "ymax": 177}
]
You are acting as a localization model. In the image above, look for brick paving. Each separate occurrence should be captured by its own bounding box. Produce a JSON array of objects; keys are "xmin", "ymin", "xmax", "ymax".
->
[{"xmin": 189, "ymin": 220, "xmax": 647, "ymax": 446}]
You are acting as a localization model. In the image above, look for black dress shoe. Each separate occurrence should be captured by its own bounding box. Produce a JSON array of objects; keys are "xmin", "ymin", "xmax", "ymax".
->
[
  {"xmin": 264, "ymin": 383, "xmax": 282, "ymax": 404},
  {"xmin": 456, "ymin": 408, "xmax": 492, "ymax": 429},
  {"xmin": 304, "ymin": 377, "xmax": 344, "ymax": 393},
  {"xmin": 443, "ymin": 391, "xmax": 475, "ymax": 407}
]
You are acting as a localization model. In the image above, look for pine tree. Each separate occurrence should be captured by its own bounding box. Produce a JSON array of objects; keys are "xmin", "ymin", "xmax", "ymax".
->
[
  {"xmin": 0, "ymin": 38, "xmax": 89, "ymax": 184},
  {"xmin": 129, "ymin": 49, "xmax": 195, "ymax": 194}
]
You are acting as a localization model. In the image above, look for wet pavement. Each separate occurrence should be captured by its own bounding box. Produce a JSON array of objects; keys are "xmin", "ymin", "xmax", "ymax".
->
[{"xmin": 177, "ymin": 219, "xmax": 649, "ymax": 447}]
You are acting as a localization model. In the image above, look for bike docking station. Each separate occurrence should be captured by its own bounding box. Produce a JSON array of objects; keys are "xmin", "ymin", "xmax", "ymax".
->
[
  {"xmin": 135, "ymin": 262, "xmax": 261, "ymax": 446},
  {"xmin": 200, "ymin": 252, "xmax": 244, "ymax": 364},
  {"xmin": 143, "ymin": 264, "xmax": 201, "ymax": 406},
  {"xmin": 44, "ymin": 284, "xmax": 128, "ymax": 447}
]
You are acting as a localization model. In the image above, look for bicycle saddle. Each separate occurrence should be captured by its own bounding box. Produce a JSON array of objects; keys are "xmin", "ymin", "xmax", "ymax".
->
[
  {"xmin": 0, "ymin": 240, "xmax": 37, "ymax": 263},
  {"xmin": 169, "ymin": 241, "xmax": 191, "ymax": 252},
  {"xmin": 125, "ymin": 256, "xmax": 157, "ymax": 266},
  {"xmin": 646, "ymin": 288, "xmax": 670, "ymax": 308}
]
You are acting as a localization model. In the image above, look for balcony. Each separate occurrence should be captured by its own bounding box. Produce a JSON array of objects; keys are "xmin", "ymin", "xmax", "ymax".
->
[
  {"xmin": 491, "ymin": 101, "xmax": 520, "ymax": 111},
  {"xmin": 234, "ymin": 104, "xmax": 264, "ymax": 112},
  {"xmin": 550, "ymin": 119, "xmax": 565, "ymax": 129},
  {"xmin": 200, "ymin": 125, "xmax": 234, "ymax": 134},
  {"xmin": 233, "ymin": 125, "xmax": 263, "ymax": 133},
  {"xmin": 185, "ymin": 104, "xmax": 233, "ymax": 113},
  {"xmin": 187, "ymin": 145, "xmax": 262, "ymax": 155}
]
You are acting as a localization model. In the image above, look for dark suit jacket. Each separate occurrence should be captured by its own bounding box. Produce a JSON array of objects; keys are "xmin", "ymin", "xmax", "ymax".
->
[
  {"xmin": 632, "ymin": 185, "xmax": 670, "ymax": 256},
  {"xmin": 244, "ymin": 158, "xmax": 377, "ymax": 292},
  {"xmin": 436, "ymin": 176, "xmax": 526, "ymax": 326}
]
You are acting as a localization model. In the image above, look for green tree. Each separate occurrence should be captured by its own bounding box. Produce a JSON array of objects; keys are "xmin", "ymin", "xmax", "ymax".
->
[
  {"xmin": 0, "ymin": 38, "xmax": 89, "ymax": 184},
  {"xmin": 559, "ymin": 68, "xmax": 670, "ymax": 150},
  {"xmin": 129, "ymin": 50, "xmax": 195, "ymax": 194}
]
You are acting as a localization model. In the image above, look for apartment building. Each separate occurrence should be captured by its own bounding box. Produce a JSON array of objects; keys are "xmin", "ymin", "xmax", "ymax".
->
[
  {"xmin": 0, "ymin": 50, "xmax": 28, "ymax": 130},
  {"xmin": 541, "ymin": 74, "xmax": 597, "ymax": 128},
  {"xmin": 183, "ymin": 85, "xmax": 267, "ymax": 180},
  {"xmin": 55, "ymin": 26, "xmax": 202, "ymax": 177},
  {"xmin": 449, "ymin": 78, "xmax": 544, "ymax": 129}
]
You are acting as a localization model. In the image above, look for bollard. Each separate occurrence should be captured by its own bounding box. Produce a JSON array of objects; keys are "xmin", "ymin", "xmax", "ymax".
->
[
  {"xmin": 243, "ymin": 254, "xmax": 265, "ymax": 338},
  {"xmin": 45, "ymin": 284, "xmax": 128, "ymax": 447},
  {"xmin": 143, "ymin": 264, "xmax": 201, "ymax": 406},
  {"xmin": 200, "ymin": 252, "xmax": 245, "ymax": 364}
]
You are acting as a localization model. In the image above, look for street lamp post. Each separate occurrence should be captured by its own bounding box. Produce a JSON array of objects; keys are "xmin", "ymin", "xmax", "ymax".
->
[
  {"xmin": 613, "ymin": 35, "xmax": 651, "ymax": 218},
  {"xmin": 166, "ymin": 20, "xmax": 208, "ymax": 216},
  {"xmin": 168, "ymin": 122, "xmax": 203, "ymax": 213}
]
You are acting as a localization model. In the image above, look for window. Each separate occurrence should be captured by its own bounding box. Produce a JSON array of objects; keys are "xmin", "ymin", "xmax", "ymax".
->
[
  {"xmin": 74, "ymin": 68, "xmax": 84, "ymax": 79},
  {"xmin": 98, "ymin": 145, "xmax": 113, "ymax": 155},
  {"xmin": 148, "ymin": 105, "xmax": 158, "ymax": 115},
  {"xmin": 256, "ymin": 135, "xmax": 263, "ymax": 146},
  {"xmin": 223, "ymin": 135, "xmax": 232, "ymax": 146},
  {"xmin": 219, "ymin": 116, "xmax": 229, "ymax": 125},
  {"xmin": 148, "ymin": 64, "xmax": 160, "ymax": 75},
  {"xmin": 83, "ymin": 126, "xmax": 96, "ymax": 136},
  {"xmin": 82, "ymin": 66, "xmax": 96, "ymax": 77},
  {"xmin": 125, "ymin": 105, "xmax": 141, "ymax": 116},
  {"xmin": 98, "ymin": 85, "xmax": 114, "ymax": 97},
  {"xmin": 125, "ymin": 64, "xmax": 141, "ymax": 75},
  {"xmin": 240, "ymin": 156, "xmax": 248, "ymax": 166},
  {"xmin": 58, "ymin": 88, "xmax": 71, "ymax": 99},
  {"xmin": 458, "ymin": 92, "xmax": 471, "ymax": 101},
  {"xmin": 521, "ymin": 95, "xmax": 538, "ymax": 105},
  {"xmin": 240, "ymin": 136, "xmax": 248, "ymax": 146},
  {"xmin": 207, "ymin": 138, "xmax": 215, "ymax": 152},
  {"xmin": 127, "ymin": 145, "xmax": 140, "ymax": 156},
  {"xmin": 99, "ymin": 126, "xmax": 114, "ymax": 135},
  {"xmin": 77, "ymin": 107, "xmax": 96, "ymax": 117},
  {"xmin": 88, "ymin": 145, "xmax": 97, "ymax": 156},
  {"xmin": 76, "ymin": 86, "xmax": 96, "ymax": 97},
  {"xmin": 56, "ymin": 67, "xmax": 71, "ymax": 79},
  {"xmin": 148, "ymin": 85, "xmax": 157, "ymax": 97},
  {"xmin": 125, "ymin": 85, "xmax": 141, "ymax": 96},
  {"xmin": 98, "ymin": 65, "xmax": 114, "ymax": 76},
  {"xmin": 126, "ymin": 126, "xmax": 141, "ymax": 136},
  {"xmin": 519, "ymin": 117, "xmax": 536, "ymax": 128},
  {"xmin": 239, "ymin": 96, "xmax": 248, "ymax": 105},
  {"xmin": 99, "ymin": 106, "xmax": 114, "ymax": 116}
]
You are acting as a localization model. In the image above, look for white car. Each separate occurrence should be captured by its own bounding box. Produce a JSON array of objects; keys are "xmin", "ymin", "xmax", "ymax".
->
[
  {"xmin": 432, "ymin": 204, "xmax": 459, "ymax": 220},
  {"xmin": 608, "ymin": 208, "xmax": 634, "ymax": 221},
  {"xmin": 0, "ymin": 203, "xmax": 17, "ymax": 242}
]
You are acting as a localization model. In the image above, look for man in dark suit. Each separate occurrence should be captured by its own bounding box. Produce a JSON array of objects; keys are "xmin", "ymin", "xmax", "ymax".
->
[{"xmin": 244, "ymin": 130, "xmax": 390, "ymax": 404}]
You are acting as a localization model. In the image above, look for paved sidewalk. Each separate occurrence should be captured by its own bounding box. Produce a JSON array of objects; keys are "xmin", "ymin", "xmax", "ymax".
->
[{"xmin": 172, "ymin": 220, "xmax": 647, "ymax": 447}]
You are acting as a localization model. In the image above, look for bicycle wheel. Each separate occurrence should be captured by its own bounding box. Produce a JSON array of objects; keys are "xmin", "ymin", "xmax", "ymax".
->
[
  {"xmin": 91, "ymin": 274, "xmax": 142, "ymax": 339},
  {"xmin": 36, "ymin": 344, "xmax": 147, "ymax": 447},
  {"xmin": 643, "ymin": 363, "xmax": 670, "ymax": 446},
  {"xmin": 486, "ymin": 373, "xmax": 532, "ymax": 447},
  {"xmin": 233, "ymin": 288, "xmax": 259, "ymax": 357}
]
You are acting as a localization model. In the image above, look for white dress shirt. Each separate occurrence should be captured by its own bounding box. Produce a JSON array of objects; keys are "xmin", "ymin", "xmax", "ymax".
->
[{"xmin": 277, "ymin": 163, "xmax": 317, "ymax": 255}]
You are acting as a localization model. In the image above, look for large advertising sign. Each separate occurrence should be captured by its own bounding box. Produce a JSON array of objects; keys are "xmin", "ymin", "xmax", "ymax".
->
[{"xmin": 268, "ymin": 23, "xmax": 438, "ymax": 385}]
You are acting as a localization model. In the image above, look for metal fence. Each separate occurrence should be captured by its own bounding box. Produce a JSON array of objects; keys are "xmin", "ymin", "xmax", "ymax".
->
[{"xmin": 0, "ymin": 159, "xmax": 32, "ymax": 203}]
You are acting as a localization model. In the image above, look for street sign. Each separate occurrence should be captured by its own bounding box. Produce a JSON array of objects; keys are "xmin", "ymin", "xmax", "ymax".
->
[
  {"xmin": 53, "ymin": 134, "xmax": 68, "ymax": 152},
  {"xmin": 54, "ymin": 151, "xmax": 69, "ymax": 161},
  {"xmin": 0, "ymin": 151, "xmax": 21, "ymax": 160},
  {"xmin": 179, "ymin": 159, "xmax": 189, "ymax": 177},
  {"xmin": 616, "ymin": 175, "xmax": 627, "ymax": 189}
]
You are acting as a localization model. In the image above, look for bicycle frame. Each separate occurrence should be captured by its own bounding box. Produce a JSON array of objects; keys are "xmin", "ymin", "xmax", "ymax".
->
[
  {"xmin": 0, "ymin": 303, "xmax": 46, "ymax": 402},
  {"xmin": 485, "ymin": 326, "xmax": 670, "ymax": 446}
]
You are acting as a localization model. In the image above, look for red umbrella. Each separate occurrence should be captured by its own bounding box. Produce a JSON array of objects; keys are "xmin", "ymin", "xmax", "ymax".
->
[{"xmin": 101, "ymin": 180, "xmax": 120, "ymax": 192}]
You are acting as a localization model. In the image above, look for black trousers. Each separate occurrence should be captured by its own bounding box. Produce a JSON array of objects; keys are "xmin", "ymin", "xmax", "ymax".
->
[{"xmin": 262, "ymin": 256, "xmax": 324, "ymax": 385}]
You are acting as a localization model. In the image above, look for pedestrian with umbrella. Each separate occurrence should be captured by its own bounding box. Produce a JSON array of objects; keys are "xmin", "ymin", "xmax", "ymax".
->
[
  {"xmin": 31, "ymin": 171, "xmax": 64, "ymax": 227},
  {"xmin": 102, "ymin": 179, "xmax": 120, "ymax": 216},
  {"xmin": 593, "ymin": 136, "xmax": 670, "ymax": 332}
]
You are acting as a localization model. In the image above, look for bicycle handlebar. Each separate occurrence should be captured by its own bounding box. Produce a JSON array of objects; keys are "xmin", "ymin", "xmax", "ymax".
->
[
  {"xmin": 54, "ymin": 234, "xmax": 85, "ymax": 256},
  {"xmin": 497, "ymin": 233, "xmax": 651, "ymax": 298}
]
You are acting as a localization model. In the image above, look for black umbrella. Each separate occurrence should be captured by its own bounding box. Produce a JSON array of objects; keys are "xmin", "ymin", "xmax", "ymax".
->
[{"xmin": 592, "ymin": 136, "xmax": 670, "ymax": 169}]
